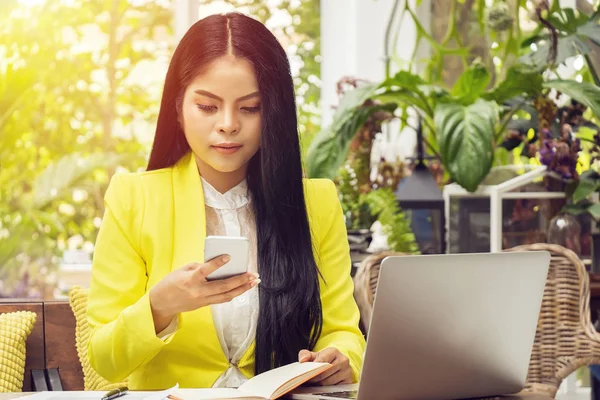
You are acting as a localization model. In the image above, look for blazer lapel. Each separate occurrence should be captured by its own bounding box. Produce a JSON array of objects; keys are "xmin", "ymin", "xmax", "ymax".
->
[
  {"xmin": 171, "ymin": 153, "xmax": 260, "ymax": 373},
  {"xmin": 171, "ymin": 153, "xmax": 229, "ymax": 367},
  {"xmin": 171, "ymin": 152, "xmax": 206, "ymax": 269}
]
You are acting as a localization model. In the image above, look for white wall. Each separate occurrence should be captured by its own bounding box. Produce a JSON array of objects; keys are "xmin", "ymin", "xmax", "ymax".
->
[
  {"xmin": 320, "ymin": 0, "xmax": 430, "ymax": 164},
  {"xmin": 320, "ymin": 0, "xmax": 429, "ymax": 127},
  {"xmin": 173, "ymin": 0, "xmax": 199, "ymax": 41}
]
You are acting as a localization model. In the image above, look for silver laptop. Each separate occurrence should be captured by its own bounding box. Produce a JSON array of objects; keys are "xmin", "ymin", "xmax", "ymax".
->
[{"xmin": 292, "ymin": 251, "xmax": 550, "ymax": 400}]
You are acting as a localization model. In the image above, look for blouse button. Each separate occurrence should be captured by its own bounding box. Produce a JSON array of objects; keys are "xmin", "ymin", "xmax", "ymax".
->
[{"xmin": 236, "ymin": 292, "xmax": 247, "ymax": 303}]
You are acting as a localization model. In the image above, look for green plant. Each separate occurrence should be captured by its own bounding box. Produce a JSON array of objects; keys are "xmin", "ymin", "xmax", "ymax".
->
[
  {"xmin": 0, "ymin": 0, "xmax": 172, "ymax": 297},
  {"xmin": 0, "ymin": 152, "xmax": 124, "ymax": 297},
  {"xmin": 307, "ymin": 2, "xmax": 600, "ymax": 193},
  {"xmin": 364, "ymin": 188, "xmax": 420, "ymax": 254},
  {"xmin": 336, "ymin": 163, "xmax": 373, "ymax": 231},
  {"xmin": 307, "ymin": 63, "xmax": 509, "ymax": 191},
  {"xmin": 563, "ymin": 155, "xmax": 600, "ymax": 225}
]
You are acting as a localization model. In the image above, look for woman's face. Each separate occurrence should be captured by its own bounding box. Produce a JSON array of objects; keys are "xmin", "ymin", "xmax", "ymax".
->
[{"xmin": 181, "ymin": 55, "xmax": 262, "ymax": 187}]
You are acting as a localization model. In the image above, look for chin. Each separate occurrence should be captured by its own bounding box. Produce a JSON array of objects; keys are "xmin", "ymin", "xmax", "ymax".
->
[{"xmin": 210, "ymin": 163, "xmax": 245, "ymax": 174}]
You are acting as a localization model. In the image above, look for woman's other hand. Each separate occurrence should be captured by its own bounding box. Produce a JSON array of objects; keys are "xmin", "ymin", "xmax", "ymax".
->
[{"xmin": 298, "ymin": 347, "xmax": 353, "ymax": 386}]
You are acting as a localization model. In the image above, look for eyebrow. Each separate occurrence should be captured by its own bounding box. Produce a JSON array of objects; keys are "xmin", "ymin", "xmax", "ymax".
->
[{"xmin": 194, "ymin": 89, "xmax": 260, "ymax": 102}]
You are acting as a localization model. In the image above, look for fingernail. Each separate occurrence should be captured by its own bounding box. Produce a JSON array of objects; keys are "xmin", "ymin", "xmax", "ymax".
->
[
  {"xmin": 222, "ymin": 255, "xmax": 230, "ymax": 262},
  {"xmin": 252, "ymin": 272, "xmax": 260, "ymax": 279},
  {"xmin": 251, "ymin": 279, "xmax": 261, "ymax": 287}
]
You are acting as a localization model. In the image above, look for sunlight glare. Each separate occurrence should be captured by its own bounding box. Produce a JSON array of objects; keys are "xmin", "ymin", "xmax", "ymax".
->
[{"xmin": 17, "ymin": 0, "xmax": 46, "ymax": 6}]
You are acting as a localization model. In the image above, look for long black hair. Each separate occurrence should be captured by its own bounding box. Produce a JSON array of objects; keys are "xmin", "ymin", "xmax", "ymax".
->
[{"xmin": 146, "ymin": 12, "xmax": 323, "ymax": 374}]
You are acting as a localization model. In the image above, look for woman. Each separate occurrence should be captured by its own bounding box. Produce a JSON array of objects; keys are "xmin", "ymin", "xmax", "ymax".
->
[{"xmin": 87, "ymin": 12, "xmax": 365, "ymax": 390}]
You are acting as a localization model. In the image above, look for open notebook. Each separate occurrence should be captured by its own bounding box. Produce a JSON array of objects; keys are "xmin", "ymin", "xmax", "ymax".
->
[{"xmin": 169, "ymin": 362, "xmax": 332, "ymax": 400}]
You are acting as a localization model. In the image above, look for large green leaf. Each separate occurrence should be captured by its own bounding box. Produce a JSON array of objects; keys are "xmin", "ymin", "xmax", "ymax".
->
[
  {"xmin": 381, "ymin": 70, "xmax": 427, "ymax": 90},
  {"xmin": 578, "ymin": 16, "xmax": 600, "ymax": 47},
  {"xmin": 588, "ymin": 203, "xmax": 600, "ymax": 220},
  {"xmin": 305, "ymin": 83, "xmax": 379, "ymax": 179},
  {"xmin": 451, "ymin": 63, "xmax": 491, "ymax": 105},
  {"xmin": 32, "ymin": 152, "xmax": 123, "ymax": 209},
  {"xmin": 373, "ymin": 89, "xmax": 431, "ymax": 116},
  {"xmin": 573, "ymin": 179, "xmax": 600, "ymax": 203},
  {"xmin": 305, "ymin": 102, "xmax": 396, "ymax": 179},
  {"xmin": 569, "ymin": 202, "xmax": 600, "ymax": 220},
  {"xmin": 519, "ymin": 13, "xmax": 600, "ymax": 71},
  {"xmin": 483, "ymin": 66, "xmax": 543, "ymax": 104},
  {"xmin": 547, "ymin": 8, "xmax": 589, "ymax": 34},
  {"xmin": 379, "ymin": 70, "xmax": 441, "ymax": 116},
  {"xmin": 435, "ymin": 99, "xmax": 499, "ymax": 192},
  {"xmin": 332, "ymin": 83, "xmax": 380, "ymax": 126},
  {"xmin": 520, "ymin": 34, "xmax": 590, "ymax": 71},
  {"xmin": 543, "ymin": 80, "xmax": 600, "ymax": 119}
]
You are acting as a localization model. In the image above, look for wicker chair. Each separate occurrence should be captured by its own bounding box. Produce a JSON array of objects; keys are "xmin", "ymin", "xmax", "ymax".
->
[
  {"xmin": 353, "ymin": 251, "xmax": 404, "ymax": 335},
  {"xmin": 351, "ymin": 244, "xmax": 600, "ymax": 398},
  {"xmin": 504, "ymin": 243, "xmax": 600, "ymax": 397}
]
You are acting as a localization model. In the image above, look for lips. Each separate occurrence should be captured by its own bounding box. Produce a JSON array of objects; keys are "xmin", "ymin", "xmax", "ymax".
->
[{"xmin": 212, "ymin": 143, "xmax": 242, "ymax": 154}]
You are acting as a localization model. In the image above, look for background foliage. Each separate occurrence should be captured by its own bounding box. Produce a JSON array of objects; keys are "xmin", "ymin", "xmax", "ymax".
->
[{"xmin": 0, "ymin": 0, "xmax": 321, "ymax": 298}]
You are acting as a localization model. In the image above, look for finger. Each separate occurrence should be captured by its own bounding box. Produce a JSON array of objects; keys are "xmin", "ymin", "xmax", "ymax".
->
[
  {"xmin": 318, "ymin": 369, "xmax": 353, "ymax": 387},
  {"xmin": 204, "ymin": 272, "xmax": 259, "ymax": 297},
  {"xmin": 308, "ymin": 363, "xmax": 340, "ymax": 383},
  {"xmin": 298, "ymin": 350, "xmax": 317, "ymax": 363},
  {"xmin": 196, "ymin": 255, "xmax": 230, "ymax": 279},
  {"xmin": 313, "ymin": 348, "xmax": 338, "ymax": 364},
  {"xmin": 182, "ymin": 262, "xmax": 200, "ymax": 271},
  {"xmin": 206, "ymin": 278, "xmax": 260, "ymax": 305}
]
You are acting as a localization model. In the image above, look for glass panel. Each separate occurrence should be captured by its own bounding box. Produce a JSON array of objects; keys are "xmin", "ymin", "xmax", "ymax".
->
[
  {"xmin": 478, "ymin": 165, "xmax": 542, "ymax": 186},
  {"xmin": 448, "ymin": 198, "xmax": 491, "ymax": 253},
  {"xmin": 480, "ymin": 167, "xmax": 523, "ymax": 186},
  {"xmin": 506, "ymin": 172, "xmax": 565, "ymax": 193},
  {"xmin": 447, "ymin": 196, "xmax": 592, "ymax": 257},
  {"xmin": 407, "ymin": 209, "xmax": 443, "ymax": 254}
]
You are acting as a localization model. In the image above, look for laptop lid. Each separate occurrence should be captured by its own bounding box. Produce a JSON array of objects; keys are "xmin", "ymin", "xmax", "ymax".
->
[{"xmin": 354, "ymin": 251, "xmax": 550, "ymax": 400}]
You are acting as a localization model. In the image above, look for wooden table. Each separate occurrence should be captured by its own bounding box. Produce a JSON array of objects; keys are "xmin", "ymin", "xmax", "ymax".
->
[
  {"xmin": 291, "ymin": 393, "xmax": 553, "ymax": 400},
  {"xmin": 0, "ymin": 392, "xmax": 555, "ymax": 400}
]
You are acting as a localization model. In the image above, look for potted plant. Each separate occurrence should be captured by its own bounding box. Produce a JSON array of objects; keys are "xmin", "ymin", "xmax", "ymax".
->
[
  {"xmin": 306, "ymin": 2, "xmax": 600, "ymax": 195},
  {"xmin": 330, "ymin": 79, "xmax": 420, "ymax": 256}
]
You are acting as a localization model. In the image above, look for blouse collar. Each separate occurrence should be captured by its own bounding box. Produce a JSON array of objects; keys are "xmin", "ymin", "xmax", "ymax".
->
[{"xmin": 200, "ymin": 177, "xmax": 250, "ymax": 210}]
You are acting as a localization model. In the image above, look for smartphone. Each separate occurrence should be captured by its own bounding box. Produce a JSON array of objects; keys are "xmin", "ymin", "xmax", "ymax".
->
[{"xmin": 204, "ymin": 236, "xmax": 250, "ymax": 281}]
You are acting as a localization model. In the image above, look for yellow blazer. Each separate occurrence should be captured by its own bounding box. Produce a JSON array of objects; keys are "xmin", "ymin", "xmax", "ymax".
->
[{"xmin": 87, "ymin": 152, "xmax": 366, "ymax": 389}]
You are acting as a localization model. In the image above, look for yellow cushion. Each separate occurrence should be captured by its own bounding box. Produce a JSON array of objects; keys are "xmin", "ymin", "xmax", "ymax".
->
[
  {"xmin": 69, "ymin": 286, "xmax": 128, "ymax": 391},
  {"xmin": 0, "ymin": 311, "xmax": 36, "ymax": 392}
]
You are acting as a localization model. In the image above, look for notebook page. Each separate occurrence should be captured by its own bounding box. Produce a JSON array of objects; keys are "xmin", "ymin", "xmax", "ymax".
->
[
  {"xmin": 238, "ymin": 362, "xmax": 330, "ymax": 399},
  {"xmin": 168, "ymin": 388, "xmax": 262, "ymax": 399}
]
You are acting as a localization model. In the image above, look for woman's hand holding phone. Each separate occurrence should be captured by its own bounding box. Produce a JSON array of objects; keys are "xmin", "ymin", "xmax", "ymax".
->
[{"xmin": 149, "ymin": 255, "xmax": 260, "ymax": 333}]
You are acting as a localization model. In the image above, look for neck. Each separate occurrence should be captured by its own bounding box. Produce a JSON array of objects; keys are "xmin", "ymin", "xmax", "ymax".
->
[{"xmin": 195, "ymin": 155, "xmax": 247, "ymax": 194}]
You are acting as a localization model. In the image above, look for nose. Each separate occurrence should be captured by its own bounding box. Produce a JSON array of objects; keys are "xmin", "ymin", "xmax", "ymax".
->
[{"xmin": 215, "ymin": 108, "xmax": 239, "ymax": 135}]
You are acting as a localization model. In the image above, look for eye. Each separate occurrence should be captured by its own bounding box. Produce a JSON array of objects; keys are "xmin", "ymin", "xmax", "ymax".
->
[
  {"xmin": 196, "ymin": 104, "xmax": 217, "ymax": 113},
  {"xmin": 241, "ymin": 106, "xmax": 261, "ymax": 114}
]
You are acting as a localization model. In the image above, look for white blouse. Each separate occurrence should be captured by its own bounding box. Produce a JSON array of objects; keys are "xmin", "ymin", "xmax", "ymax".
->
[{"xmin": 157, "ymin": 177, "xmax": 259, "ymax": 388}]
